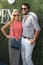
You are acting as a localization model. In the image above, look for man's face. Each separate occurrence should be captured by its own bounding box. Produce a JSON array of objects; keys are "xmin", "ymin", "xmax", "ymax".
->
[{"xmin": 21, "ymin": 5, "xmax": 29, "ymax": 15}]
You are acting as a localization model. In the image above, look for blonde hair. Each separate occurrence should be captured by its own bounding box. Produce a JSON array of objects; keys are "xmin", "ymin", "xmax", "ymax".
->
[{"xmin": 11, "ymin": 9, "xmax": 21, "ymax": 21}]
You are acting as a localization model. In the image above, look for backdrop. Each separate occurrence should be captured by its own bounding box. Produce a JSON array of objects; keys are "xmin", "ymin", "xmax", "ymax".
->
[{"xmin": 0, "ymin": 0, "xmax": 43, "ymax": 65}]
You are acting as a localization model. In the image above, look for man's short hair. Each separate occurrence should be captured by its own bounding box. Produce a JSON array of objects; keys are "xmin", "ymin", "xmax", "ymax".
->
[{"xmin": 22, "ymin": 3, "xmax": 30, "ymax": 9}]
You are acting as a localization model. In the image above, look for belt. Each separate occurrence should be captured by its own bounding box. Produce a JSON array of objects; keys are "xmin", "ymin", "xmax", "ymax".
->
[{"xmin": 22, "ymin": 36, "xmax": 30, "ymax": 39}]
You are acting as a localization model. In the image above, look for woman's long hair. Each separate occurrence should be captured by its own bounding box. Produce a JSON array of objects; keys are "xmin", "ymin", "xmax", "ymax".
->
[{"xmin": 11, "ymin": 9, "xmax": 21, "ymax": 21}]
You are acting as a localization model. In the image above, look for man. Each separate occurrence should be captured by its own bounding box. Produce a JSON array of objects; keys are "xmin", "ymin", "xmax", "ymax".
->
[{"xmin": 21, "ymin": 3, "xmax": 41, "ymax": 65}]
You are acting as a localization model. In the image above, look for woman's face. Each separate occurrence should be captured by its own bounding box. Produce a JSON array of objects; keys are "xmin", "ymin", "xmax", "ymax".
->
[{"xmin": 13, "ymin": 11, "xmax": 19, "ymax": 21}]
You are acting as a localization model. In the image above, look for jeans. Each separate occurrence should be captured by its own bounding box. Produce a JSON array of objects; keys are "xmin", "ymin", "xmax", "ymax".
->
[{"xmin": 21, "ymin": 37, "xmax": 35, "ymax": 65}]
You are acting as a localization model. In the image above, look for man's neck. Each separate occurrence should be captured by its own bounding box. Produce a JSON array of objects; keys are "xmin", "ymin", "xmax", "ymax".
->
[{"xmin": 23, "ymin": 12, "xmax": 28, "ymax": 20}]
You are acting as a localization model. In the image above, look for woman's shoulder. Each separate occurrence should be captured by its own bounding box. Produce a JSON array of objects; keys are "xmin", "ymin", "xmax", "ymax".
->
[
  {"xmin": 19, "ymin": 21, "xmax": 22, "ymax": 25},
  {"xmin": 19, "ymin": 21, "xmax": 22, "ymax": 23}
]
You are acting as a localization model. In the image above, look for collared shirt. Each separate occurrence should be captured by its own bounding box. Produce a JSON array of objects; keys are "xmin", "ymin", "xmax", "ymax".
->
[{"xmin": 22, "ymin": 12, "xmax": 41, "ymax": 38}]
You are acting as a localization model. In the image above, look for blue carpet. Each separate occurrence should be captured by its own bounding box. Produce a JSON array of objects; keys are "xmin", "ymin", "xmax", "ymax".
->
[{"xmin": 0, "ymin": 61, "xmax": 8, "ymax": 65}]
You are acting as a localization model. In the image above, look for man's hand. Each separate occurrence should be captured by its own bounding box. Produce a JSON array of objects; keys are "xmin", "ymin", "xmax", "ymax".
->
[
  {"xmin": 29, "ymin": 38, "xmax": 35, "ymax": 45},
  {"xmin": 30, "ymin": 30, "xmax": 40, "ymax": 45}
]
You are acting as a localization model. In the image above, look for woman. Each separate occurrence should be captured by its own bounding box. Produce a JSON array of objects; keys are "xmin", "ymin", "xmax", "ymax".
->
[{"xmin": 1, "ymin": 9, "xmax": 22, "ymax": 65}]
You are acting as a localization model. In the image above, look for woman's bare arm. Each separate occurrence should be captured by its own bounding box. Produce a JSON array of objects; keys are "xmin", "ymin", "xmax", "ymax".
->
[{"xmin": 1, "ymin": 21, "xmax": 12, "ymax": 38}]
